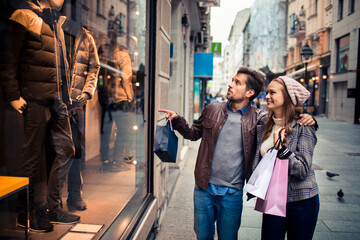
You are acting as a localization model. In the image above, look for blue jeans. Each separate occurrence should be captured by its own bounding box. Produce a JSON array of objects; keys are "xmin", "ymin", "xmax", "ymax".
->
[
  {"xmin": 261, "ymin": 195, "xmax": 320, "ymax": 240},
  {"xmin": 193, "ymin": 186, "xmax": 243, "ymax": 240}
]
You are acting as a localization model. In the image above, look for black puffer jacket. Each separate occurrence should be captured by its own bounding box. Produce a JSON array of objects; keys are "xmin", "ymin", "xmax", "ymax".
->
[
  {"xmin": 69, "ymin": 27, "xmax": 100, "ymax": 101},
  {"xmin": 2, "ymin": 1, "xmax": 70, "ymax": 102}
]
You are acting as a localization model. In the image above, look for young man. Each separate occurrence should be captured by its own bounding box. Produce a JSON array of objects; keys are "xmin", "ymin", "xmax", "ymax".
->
[
  {"xmin": 2, "ymin": 0, "xmax": 79, "ymax": 232},
  {"xmin": 159, "ymin": 67, "xmax": 315, "ymax": 240}
]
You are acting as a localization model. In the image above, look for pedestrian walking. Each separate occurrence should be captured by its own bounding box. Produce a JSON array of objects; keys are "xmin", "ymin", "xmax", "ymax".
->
[
  {"xmin": 253, "ymin": 76, "xmax": 319, "ymax": 240},
  {"xmin": 158, "ymin": 67, "xmax": 315, "ymax": 240}
]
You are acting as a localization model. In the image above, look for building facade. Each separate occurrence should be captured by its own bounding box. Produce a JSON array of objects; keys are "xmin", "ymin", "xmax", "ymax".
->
[
  {"xmin": 328, "ymin": 0, "xmax": 360, "ymax": 123},
  {"xmin": 285, "ymin": 0, "xmax": 333, "ymax": 116}
]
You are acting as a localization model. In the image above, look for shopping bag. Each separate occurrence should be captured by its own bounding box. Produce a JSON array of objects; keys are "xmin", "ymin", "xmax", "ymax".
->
[
  {"xmin": 255, "ymin": 157, "xmax": 289, "ymax": 217},
  {"xmin": 244, "ymin": 148, "xmax": 278, "ymax": 199},
  {"xmin": 153, "ymin": 119, "xmax": 178, "ymax": 162}
]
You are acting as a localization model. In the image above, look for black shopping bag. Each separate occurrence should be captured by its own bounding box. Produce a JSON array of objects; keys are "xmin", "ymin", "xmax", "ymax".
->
[{"xmin": 154, "ymin": 119, "xmax": 178, "ymax": 162}]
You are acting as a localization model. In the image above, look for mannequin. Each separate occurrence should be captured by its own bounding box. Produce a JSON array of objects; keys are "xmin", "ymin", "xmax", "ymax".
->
[
  {"xmin": 3, "ymin": 0, "xmax": 80, "ymax": 232},
  {"xmin": 61, "ymin": 22, "xmax": 100, "ymax": 211}
]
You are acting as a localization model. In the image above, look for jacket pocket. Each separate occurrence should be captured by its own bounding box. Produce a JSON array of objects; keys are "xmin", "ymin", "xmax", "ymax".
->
[{"xmin": 202, "ymin": 117, "xmax": 215, "ymax": 140}]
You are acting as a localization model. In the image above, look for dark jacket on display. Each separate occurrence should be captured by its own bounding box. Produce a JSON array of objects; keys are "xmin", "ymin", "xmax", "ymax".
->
[
  {"xmin": 69, "ymin": 27, "xmax": 100, "ymax": 101},
  {"xmin": 2, "ymin": 1, "xmax": 70, "ymax": 102},
  {"xmin": 172, "ymin": 102, "xmax": 267, "ymax": 190}
]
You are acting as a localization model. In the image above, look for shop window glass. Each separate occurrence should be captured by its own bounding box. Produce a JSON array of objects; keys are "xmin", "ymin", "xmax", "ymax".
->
[
  {"xmin": 336, "ymin": 35, "xmax": 350, "ymax": 72},
  {"xmin": 0, "ymin": 0, "xmax": 148, "ymax": 239}
]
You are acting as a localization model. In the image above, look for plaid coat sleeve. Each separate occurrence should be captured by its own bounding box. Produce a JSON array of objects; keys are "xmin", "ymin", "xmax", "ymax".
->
[{"xmin": 287, "ymin": 121, "xmax": 317, "ymax": 180}]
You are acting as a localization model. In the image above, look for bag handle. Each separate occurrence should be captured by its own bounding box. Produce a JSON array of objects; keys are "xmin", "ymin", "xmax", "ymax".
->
[
  {"xmin": 165, "ymin": 118, "xmax": 174, "ymax": 131},
  {"xmin": 267, "ymin": 133, "xmax": 282, "ymax": 153}
]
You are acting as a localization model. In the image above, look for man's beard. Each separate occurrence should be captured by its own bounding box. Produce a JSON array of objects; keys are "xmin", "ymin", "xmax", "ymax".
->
[{"xmin": 226, "ymin": 93, "xmax": 246, "ymax": 103}]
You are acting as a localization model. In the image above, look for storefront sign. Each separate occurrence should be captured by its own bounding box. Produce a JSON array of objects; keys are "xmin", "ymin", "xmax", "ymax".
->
[
  {"xmin": 211, "ymin": 42, "xmax": 222, "ymax": 57},
  {"xmin": 194, "ymin": 52, "xmax": 213, "ymax": 77}
]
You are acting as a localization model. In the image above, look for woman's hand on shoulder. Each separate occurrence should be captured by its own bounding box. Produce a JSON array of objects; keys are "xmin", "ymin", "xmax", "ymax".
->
[{"xmin": 299, "ymin": 113, "xmax": 315, "ymax": 126}]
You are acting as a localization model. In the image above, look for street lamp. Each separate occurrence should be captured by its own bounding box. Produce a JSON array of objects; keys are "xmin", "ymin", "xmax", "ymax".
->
[{"xmin": 300, "ymin": 42, "xmax": 313, "ymax": 112}]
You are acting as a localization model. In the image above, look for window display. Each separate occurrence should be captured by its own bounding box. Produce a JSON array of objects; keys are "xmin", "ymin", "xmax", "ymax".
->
[{"xmin": 0, "ymin": 0, "xmax": 148, "ymax": 239}]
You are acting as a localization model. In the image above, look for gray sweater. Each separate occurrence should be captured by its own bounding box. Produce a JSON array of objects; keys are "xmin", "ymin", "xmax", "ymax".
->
[{"xmin": 209, "ymin": 108, "xmax": 245, "ymax": 190}]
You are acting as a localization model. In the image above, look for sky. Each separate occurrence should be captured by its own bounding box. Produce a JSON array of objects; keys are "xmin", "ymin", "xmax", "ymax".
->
[{"xmin": 210, "ymin": 0, "xmax": 254, "ymax": 51}]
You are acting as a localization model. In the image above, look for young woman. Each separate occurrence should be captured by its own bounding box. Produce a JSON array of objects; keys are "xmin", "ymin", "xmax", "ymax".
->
[{"xmin": 253, "ymin": 76, "xmax": 319, "ymax": 240}]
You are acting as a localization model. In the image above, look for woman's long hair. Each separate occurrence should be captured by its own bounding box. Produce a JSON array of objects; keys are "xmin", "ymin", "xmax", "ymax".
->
[{"xmin": 262, "ymin": 78, "xmax": 301, "ymax": 144}]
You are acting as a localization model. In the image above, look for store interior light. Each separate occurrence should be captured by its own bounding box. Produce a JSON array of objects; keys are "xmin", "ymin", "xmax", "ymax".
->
[
  {"xmin": 135, "ymin": 82, "xmax": 140, "ymax": 87},
  {"xmin": 300, "ymin": 78, "xmax": 305, "ymax": 82},
  {"xmin": 322, "ymin": 75, "xmax": 327, "ymax": 79}
]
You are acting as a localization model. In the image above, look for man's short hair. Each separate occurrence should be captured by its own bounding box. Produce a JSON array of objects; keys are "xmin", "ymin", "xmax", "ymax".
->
[{"xmin": 236, "ymin": 67, "xmax": 264, "ymax": 101}]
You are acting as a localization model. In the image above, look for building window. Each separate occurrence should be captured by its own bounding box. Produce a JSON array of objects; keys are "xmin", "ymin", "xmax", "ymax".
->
[
  {"xmin": 336, "ymin": 34, "xmax": 350, "ymax": 72},
  {"xmin": 314, "ymin": 0, "xmax": 318, "ymax": 14},
  {"xmin": 328, "ymin": 29, "xmax": 332, "ymax": 51},
  {"xmin": 349, "ymin": 0, "xmax": 355, "ymax": 14},
  {"xmin": 291, "ymin": 48, "xmax": 294, "ymax": 64},
  {"xmin": 289, "ymin": 13, "xmax": 296, "ymax": 34},
  {"xmin": 338, "ymin": 0, "xmax": 344, "ymax": 20},
  {"xmin": 312, "ymin": 40, "xmax": 317, "ymax": 55},
  {"xmin": 96, "ymin": 0, "xmax": 100, "ymax": 13}
]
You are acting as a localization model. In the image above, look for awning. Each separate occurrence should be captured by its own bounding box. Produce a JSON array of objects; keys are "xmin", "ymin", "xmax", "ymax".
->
[{"xmin": 286, "ymin": 64, "xmax": 319, "ymax": 78}]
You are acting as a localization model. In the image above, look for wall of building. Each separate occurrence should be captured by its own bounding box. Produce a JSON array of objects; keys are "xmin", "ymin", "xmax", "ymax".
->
[
  {"xmin": 329, "ymin": 0, "xmax": 360, "ymax": 123},
  {"xmin": 153, "ymin": 0, "xmax": 208, "ymax": 231}
]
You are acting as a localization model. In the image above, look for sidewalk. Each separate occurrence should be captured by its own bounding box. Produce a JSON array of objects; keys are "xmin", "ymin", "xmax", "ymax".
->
[{"xmin": 156, "ymin": 117, "xmax": 360, "ymax": 240}]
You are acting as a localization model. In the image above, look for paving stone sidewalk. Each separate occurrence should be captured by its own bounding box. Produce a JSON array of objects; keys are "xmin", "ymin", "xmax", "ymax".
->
[{"xmin": 156, "ymin": 117, "xmax": 360, "ymax": 240}]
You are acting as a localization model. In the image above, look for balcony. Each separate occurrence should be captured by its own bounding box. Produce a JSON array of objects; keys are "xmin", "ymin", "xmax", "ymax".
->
[{"xmin": 290, "ymin": 20, "xmax": 305, "ymax": 39}]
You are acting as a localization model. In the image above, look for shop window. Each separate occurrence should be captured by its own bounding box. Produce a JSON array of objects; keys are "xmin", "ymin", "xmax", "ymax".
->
[
  {"xmin": 336, "ymin": 34, "xmax": 350, "ymax": 72},
  {"xmin": 0, "ymin": 0, "xmax": 149, "ymax": 239}
]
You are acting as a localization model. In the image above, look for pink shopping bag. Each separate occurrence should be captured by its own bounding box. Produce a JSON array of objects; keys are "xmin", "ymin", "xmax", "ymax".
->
[{"xmin": 254, "ymin": 157, "xmax": 289, "ymax": 217}]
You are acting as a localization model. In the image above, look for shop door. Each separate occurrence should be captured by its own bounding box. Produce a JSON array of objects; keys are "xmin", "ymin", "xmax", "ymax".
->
[{"xmin": 334, "ymin": 82, "xmax": 347, "ymax": 121}]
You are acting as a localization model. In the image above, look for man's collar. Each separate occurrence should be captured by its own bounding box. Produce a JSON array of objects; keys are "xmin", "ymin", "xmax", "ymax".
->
[{"xmin": 227, "ymin": 101, "xmax": 249, "ymax": 115}]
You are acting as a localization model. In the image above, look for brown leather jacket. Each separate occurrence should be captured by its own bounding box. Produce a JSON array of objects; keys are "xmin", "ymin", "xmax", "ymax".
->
[{"xmin": 172, "ymin": 102, "xmax": 267, "ymax": 190}]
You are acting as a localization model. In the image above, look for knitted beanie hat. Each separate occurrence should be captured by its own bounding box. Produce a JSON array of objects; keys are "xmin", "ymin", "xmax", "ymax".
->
[{"xmin": 278, "ymin": 76, "xmax": 310, "ymax": 106}]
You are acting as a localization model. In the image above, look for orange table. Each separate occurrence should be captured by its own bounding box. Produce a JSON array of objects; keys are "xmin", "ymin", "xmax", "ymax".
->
[{"xmin": 0, "ymin": 176, "xmax": 29, "ymax": 239}]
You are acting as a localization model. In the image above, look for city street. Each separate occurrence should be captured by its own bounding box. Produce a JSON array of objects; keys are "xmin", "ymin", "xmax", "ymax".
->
[{"xmin": 156, "ymin": 117, "xmax": 360, "ymax": 240}]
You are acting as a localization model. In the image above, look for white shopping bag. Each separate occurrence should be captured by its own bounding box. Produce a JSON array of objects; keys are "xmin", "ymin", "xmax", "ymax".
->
[{"xmin": 244, "ymin": 148, "xmax": 278, "ymax": 200}]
